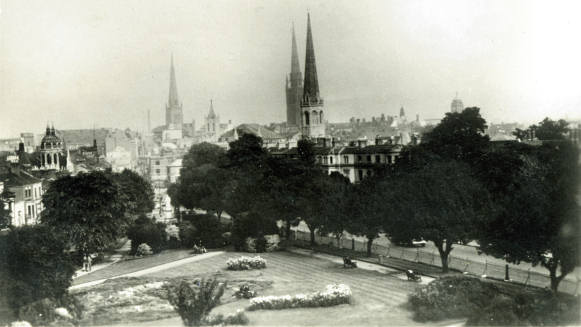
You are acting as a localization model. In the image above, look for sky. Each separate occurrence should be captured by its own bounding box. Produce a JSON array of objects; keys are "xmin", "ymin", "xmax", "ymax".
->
[{"xmin": 1, "ymin": 0, "xmax": 581, "ymax": 138}]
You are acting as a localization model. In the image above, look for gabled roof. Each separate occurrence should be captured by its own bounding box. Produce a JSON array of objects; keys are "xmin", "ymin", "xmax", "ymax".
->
[{"xmin": 0, "ymin": 170, "xmax": 41, "ymax": 188}]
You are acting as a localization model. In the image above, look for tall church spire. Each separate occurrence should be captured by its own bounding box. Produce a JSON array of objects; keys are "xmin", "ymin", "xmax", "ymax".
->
[
  {"xmin": 286, "ymin": 22, "xmax": 304, "ymax": 127},
  {"xmin": 299, "ymin": 13, "xmax": 325, "ymax": 138},
  {"xmin": 165, "ymin": 55, "xmax": 183, "ymax": 131},
  {"xmin": 168, "ymin": 55, "xmax": 179, "ymax": 107},
  {"xmin": 290, "ymin": 23, "xmax": 301, "ymax": 81},
  {"xmin": 302, "ymin": 13, "xmax": 320, "ymax": 105}
]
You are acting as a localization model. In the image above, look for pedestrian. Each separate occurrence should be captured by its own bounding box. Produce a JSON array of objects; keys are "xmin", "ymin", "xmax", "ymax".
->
[
  {"xmin": 87, "ymin": 254, "xmax": 93, "ymax": 272},
  {"xmin": 82, "ymin": 255, "xmax": 89, "ymax": 272}
]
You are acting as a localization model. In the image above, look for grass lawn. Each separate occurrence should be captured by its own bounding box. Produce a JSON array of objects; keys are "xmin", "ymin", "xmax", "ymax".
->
[
  {"xmin": 72, "ymin": 249, "xmax": 196, "ymax": 285},
  {"xmin": 76, "ymin": 250, "xmax": 459, "ymax": 326}
]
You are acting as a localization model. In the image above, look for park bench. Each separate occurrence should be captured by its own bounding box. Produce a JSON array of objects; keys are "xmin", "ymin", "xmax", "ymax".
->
[
  {"xmin": 343, "ymin": 256, "xmax": 357, "ymax": 268},
  {"xmin": 405, "ymin": 269, "xmax": 422, "ymax": 282}
]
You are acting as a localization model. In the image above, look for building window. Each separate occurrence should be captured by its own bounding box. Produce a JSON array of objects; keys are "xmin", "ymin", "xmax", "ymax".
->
[
  {"xmin": 375, "ymin": 155, "xmax": 380, "ymax": 163},
  {"xmin": 155, "ymin": 169, "xmax": 161, "ymax": 174},
  {"xmin": 155, "ymin": 160, "xmax": 160, "ymax": 165},
  {"xmin": 342, "ymin": 168, "xmax": 350, "ymax": 175},
  {"xmin": 343, "ymin": 156, "xmax": 349, "ymax": 164},
  {"xmin": 357, "ymin": 155, "xmax": 362, "ymax": 162},
  {"xmin": 329, "ymin": 156, "xmax": 333, "ymax": 164},
  {"xmin": 323, "ymin": 157, "xmax": 328, "ymax": 164},
  {"xmin": 366, "ymin": 155, "xmax": 371, "ymax": 162},
  {"xmin": 388, "ymin": 156, "xmax": 393, "ymax": 164}
]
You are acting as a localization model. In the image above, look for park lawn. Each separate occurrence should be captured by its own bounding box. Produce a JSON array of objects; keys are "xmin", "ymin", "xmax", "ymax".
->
[
  {"xmin": 72, "ymin": 249, "xmax": 196, "ymax": 285},
  {"xmin": 81, "ymin": 250, "xmax": 453, "ymax": 326}
]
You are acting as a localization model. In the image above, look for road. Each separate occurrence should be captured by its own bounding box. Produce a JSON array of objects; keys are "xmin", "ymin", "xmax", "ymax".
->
[{"xmin": 293, "ymin": 221, "xmax": 581, "ymax": 284}]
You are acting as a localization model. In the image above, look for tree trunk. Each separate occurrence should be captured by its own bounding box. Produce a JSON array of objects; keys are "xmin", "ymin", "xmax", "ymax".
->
[
  {"xmin": 547, "ymin": 264, "xmax": 566, "ymax": 293},
  {"xmin": 440, "ymin": 252, "xmax": 449, "ymax": 273},
  {"xmin": 285, "ymin": 219, "xmax": 292, "ymax": 240},
  {"xmin": 216, "ymin": 210, "xmax": 222, "ymax": 223},
  {"xmin": 366, "ymin": 237, "xmax": 373, "ymax": 257},
  {"xmin": 309, "ymin": 228, "xmax": 316, "ymax": 246},
  {"xmin": 435, "ymin": 240, "xmax": 452, "ymax": 273}
]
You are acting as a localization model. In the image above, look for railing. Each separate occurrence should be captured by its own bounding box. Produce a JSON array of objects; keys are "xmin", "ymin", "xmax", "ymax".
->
[{"xmin": 294, "ymin": 230, "xmax": 581, "ymax": 296}]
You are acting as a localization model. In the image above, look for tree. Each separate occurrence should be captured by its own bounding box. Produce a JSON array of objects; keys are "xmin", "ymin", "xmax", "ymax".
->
[
  {"xmin": 109, "ymin": 169, "xmax": 155, "ymax": 216},
  {"xmin": 0, "ymin": 189, "xmax": 14, "ymax": 228},
  {"xmin": 475, "ymin": 141, "xmax": 580, "ymax": 292},
  {"xmin": 41, "ymin": 171, "xmax": 130, "ymax": 257},
  {"xmin": 170, "ymin": 143, "xmax": 229, "ymax": 220},
  {"xmin": 385, "ymin": 160, "xmax": 491, "ymax": 272},
  {"xmin": 126, "ymin": 216, "xmax": 167, "ymax": 254},
  {"xmin": 1, "ymin": 225, "xmax": 76, "ymax": 313},
  {"xmin": 421, "ymin": 107, "xmax": 490, "ymax": 165},
  {"xmin": 223, "ymin": 134, "xmax": 278, "ymax": 249},
  {"xmin": 317, "ymin": 172, "xmax": 352, "ymax": 246},
  {"xmin": 532, "ymin": 117, "xmax": 570, "ymax": 141},
  {"xmin": 347, "ymin": 178, "xmax": 387, "ymax": 257}
]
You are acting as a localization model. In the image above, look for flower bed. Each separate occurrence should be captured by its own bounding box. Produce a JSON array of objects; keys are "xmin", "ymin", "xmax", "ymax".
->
[
  {"xmin": 248, "ymin": 284, "xmax": 351, "ymax": 310},
  {"xmin": 226, "ymin": 256, "xmax": 267, "ymax": 270}
]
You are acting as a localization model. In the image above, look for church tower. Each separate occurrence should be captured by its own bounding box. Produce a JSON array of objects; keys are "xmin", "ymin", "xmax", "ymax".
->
[
  {"xmin": 165, "ymin": 56, "xmax": 183, "ymax": 131},
  {"xmin": 300, "ymin": 13, "xmax": 326, "ymax": 138},
  {"xmin": 285, "ymin": 24, "xmax": 303, "ymax": 127}
]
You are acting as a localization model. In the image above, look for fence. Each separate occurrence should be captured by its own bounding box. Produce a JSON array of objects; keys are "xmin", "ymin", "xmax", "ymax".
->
[{"xmin": 294, "ymin": 230, "xmax": 581, "ymax": 296}]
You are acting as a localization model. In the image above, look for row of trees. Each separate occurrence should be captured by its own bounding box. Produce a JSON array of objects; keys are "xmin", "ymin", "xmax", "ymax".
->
[{"xmin": 169, "ymin": 111, "xmax": 579, "ymax": 292}]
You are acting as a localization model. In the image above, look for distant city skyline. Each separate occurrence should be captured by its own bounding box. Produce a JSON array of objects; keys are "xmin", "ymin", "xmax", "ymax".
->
[{"xmin": 1, "ymin": 0, "xmax": 581, "ymax": 138}]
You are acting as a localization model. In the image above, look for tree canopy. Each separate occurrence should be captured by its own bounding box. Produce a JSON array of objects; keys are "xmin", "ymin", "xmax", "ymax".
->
[
  {"xmin": 421, "ymin": 107, "xmax": 490, "ymax": 164},
  {"xmin": 41, "ymin": 171, "xmax": 130, "ymax": 256},
  {"xmin": 384, "ymin": 160, "xmax": 492, "ymax": 272},
  {"xmin": 475, "ymin": 141, "xmax": 580, "ymax": 292}
]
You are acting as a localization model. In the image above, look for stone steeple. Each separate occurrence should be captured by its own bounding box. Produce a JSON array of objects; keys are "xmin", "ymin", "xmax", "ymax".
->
[
  {"xmin": 300, "ymin": 13, "xmax": 325, "ymax": 138},
  {"xmin": 285, "ymin": 23, "xmax": 303, "ymax": 127},
  {"xmin": 302, "ymin": 13, "xmax": 321, "ymax": 105},
  {"xmin": 165, "ymin": 55, "xmax": 183, "ymax": 130}
]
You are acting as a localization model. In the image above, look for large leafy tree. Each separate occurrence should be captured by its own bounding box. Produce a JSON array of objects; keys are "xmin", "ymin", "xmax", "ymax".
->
[
  {"xmin": 533, "ymin": 118, "xmax": 570, "ymax": 141},
  {"xmin": 421, "ymin": 107, "xmax": 490, "ymax": 165},
  {"xmin": 1, "ymin": 225, "xmax": 76, "ymax": 313},
  {"xmin": 171, "ymin": 143, "xmax": 229, "ymax": 219},
  {"xmin": 385, "ymin": 160, "xmax": 491, "ymax": 272},
  {"xmin": 317, "ymin": 172, "xmax": 352, "ymax": 246},
  {"xmin": 476, "ymin": 141, "xmax": 580, "ymax": 292},
  {"xmin": 222, "ymin": 134, "xmax": 278, "ymax": 248},
  {"xmin": 109, "ymin": 169, "xmax": 155, "ymax": 216},
  {"xmin": 347, "ymin": 178, "xmax": 387, "ymax": 257},
  {"xmin": 41, "ymin": 171, "xmax": 130, "ymax": 256}
]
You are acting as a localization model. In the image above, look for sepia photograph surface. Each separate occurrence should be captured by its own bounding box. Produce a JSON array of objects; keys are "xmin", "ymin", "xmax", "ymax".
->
[{"xmin": 0, "ymin": 1, "xmax": 580, "ymax": 326}]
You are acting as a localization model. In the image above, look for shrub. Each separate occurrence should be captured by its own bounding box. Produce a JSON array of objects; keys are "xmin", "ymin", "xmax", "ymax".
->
[
  {"xmin": 231, "ymin": 214, "xmax": 278, "ymax": 251},
  {"xmin": 127, "ymin": 218, "xmax": 167, "ymax": 254},
  {"xmin": 181, "ymin": 214, "xmax": 226, "ymax": 248},
  {"xmin": 203, "ymin": 310, "xmax": 249, "ymax": 325},
  {"xmin": 179, "ymin": 222, "xmax": 198, "ymax": 248},
  {"xmin": 226, "ymin": 256, "xmax": 267, "ymax": 270},
  {"xmin": 135, "ymin": 243, "xmax": 153, "ymax": 256},
  {"xmin": 166, "ymin": 224, "xmax": 181, "ymax": 249},
  {"xmin": 409, "ymin": 276, "xmax": 580, "ymax": 326},
  {"xmin": 1, "ymin": 225, "xmax": 75, "ymax": 314},
  {"xmin": 17, "ymin": 295, "xmax": 82, "ymax": 327},
  {"xmin": 166, "ymin": 279, "xmax": 226, "ymax": 326},
  {"xmin": 248, "ymin": 284, "xmax": 352, "ymax": 311}
]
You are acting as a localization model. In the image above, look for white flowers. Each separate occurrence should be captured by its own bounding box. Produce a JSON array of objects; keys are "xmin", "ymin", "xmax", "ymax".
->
[
  {"xmin": 226, "ymin": 256, "xmax": 267, "ymax": 270},
  {"xmin": 248, "ymin": 284, "xmax": 351, "ymax": 310}
]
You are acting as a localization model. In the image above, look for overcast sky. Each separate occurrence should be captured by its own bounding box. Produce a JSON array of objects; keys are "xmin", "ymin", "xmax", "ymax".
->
[{"xmin": 1, "ymin": 0, "xmax": 581, "ymax": 138}]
